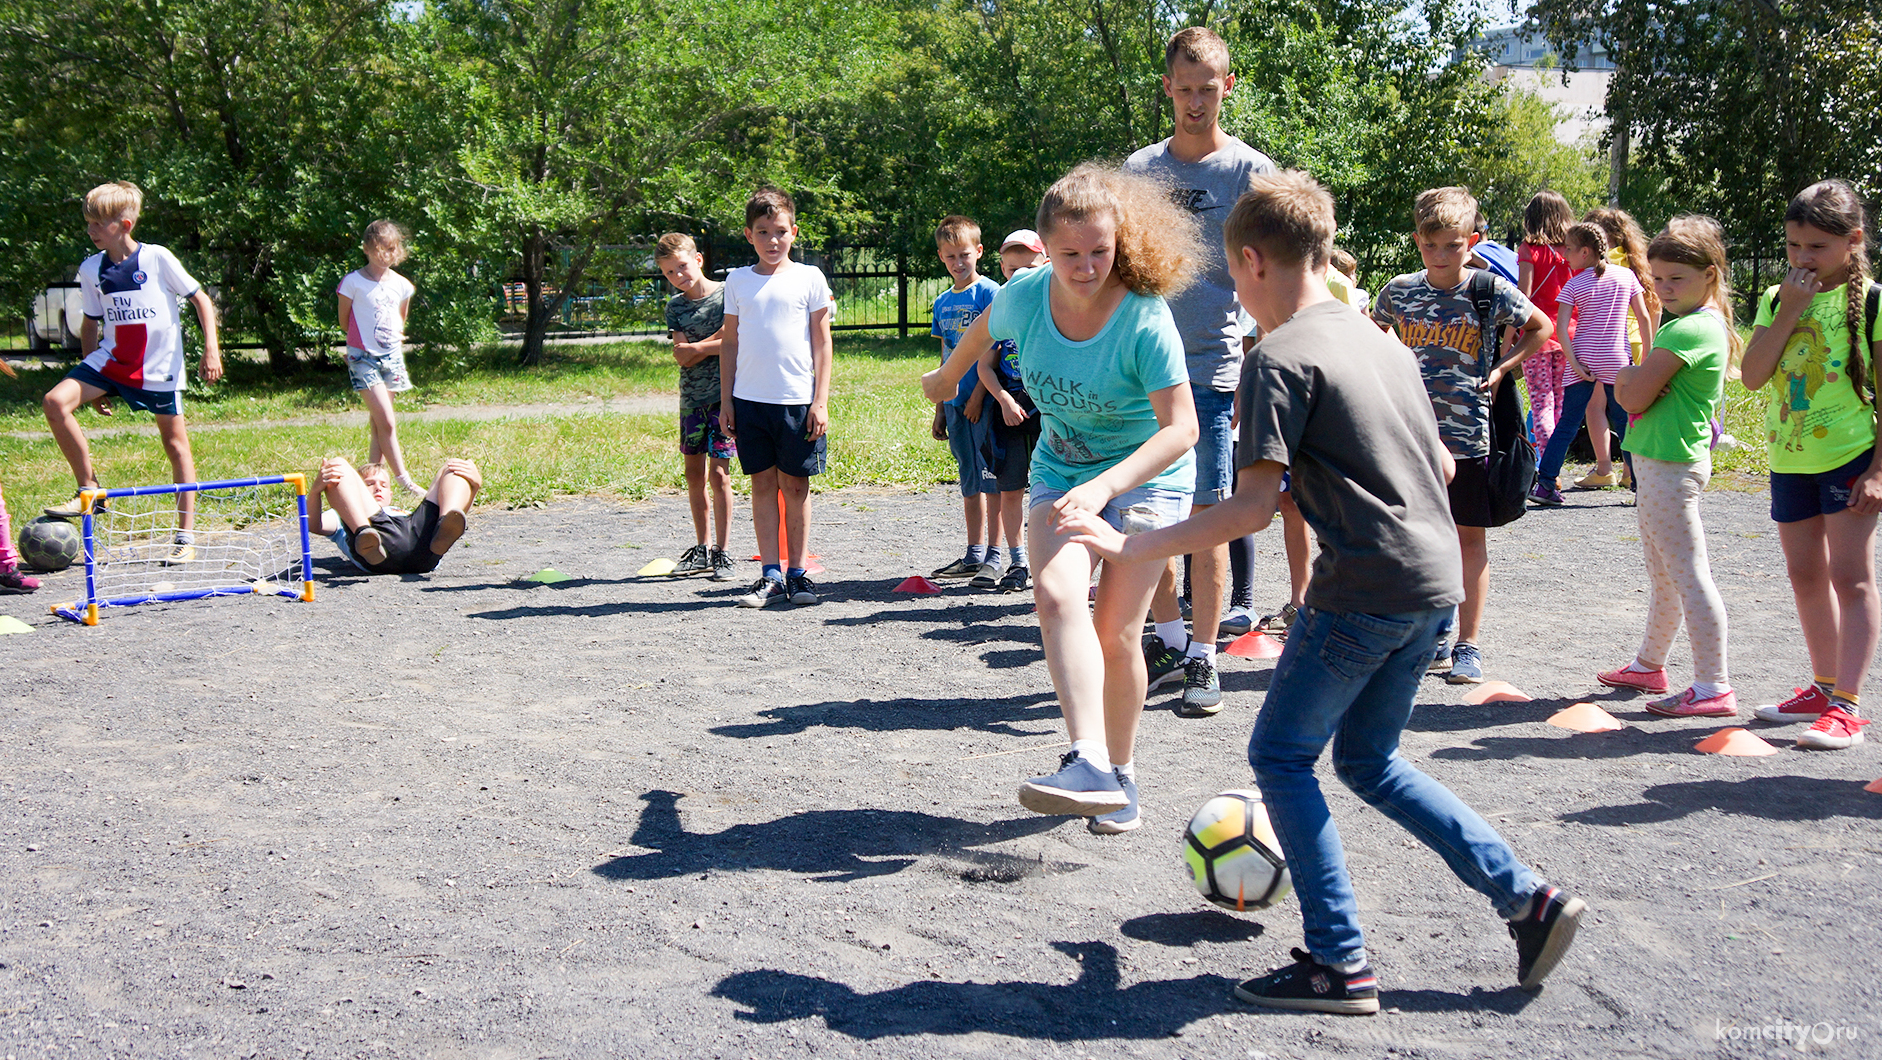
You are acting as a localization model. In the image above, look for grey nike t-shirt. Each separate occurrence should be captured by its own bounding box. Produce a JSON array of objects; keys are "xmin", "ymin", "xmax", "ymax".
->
[{"xmin": 1124, "ymin": 136, "xmax": 1275, "ymax": 391}]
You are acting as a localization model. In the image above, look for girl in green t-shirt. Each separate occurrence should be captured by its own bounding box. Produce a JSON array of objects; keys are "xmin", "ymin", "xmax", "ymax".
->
[
  {"xmin": 1738, "ymin": 179, "xmax": 1882, "ymax": 751},
  {"xmin": 1604, "ymin": 216, "xmax": 1736, "ymax": 718}
]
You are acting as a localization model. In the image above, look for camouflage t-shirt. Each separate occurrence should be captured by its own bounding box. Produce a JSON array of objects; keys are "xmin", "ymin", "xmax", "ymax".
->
[
  {"xmin": 666, "ymin": 286, "xmax": 725, "ymax": 411},
  {"xmin": 1371, "ymin": 270, "xmax": 1535, "ymax": 459}
]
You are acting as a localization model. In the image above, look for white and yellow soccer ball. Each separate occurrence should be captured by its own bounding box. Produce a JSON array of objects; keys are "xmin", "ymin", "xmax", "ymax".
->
[{"xmin": 1182, "ymin": 789, "xmax": 1292, "ymax": 913}]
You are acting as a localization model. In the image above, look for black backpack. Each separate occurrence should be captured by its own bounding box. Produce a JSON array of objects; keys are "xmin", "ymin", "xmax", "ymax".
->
[{"xmin": 1469, "ymin": 271, "xmax": 1534, "ymax": 527}]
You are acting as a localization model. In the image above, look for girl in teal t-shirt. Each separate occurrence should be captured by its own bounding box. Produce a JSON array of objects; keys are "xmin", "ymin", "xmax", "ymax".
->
[
  {"xmin": 1606, "ymin": 216, "xmax": 1736, "ymax": 718},
  {"xmin": 920, "ymin": 163, "xmax": 1200, "ymax": 833},
  {"xmin": 1737, "ymin": 180, "xmax": 1882, "ymax": 750}
]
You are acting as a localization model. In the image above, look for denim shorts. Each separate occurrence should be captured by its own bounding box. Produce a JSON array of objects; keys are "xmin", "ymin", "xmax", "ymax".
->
[
  {"xmin": 1771, "ymin": 449, "xmax": 1876, "ymax": 523},
  {"xmin": 345, "ymin": 346, "xmax": 413, "ymax": 393},
  {"xmin": 1028, "ymin": 482, "xmax": 1192, "ymax": 535},
  {"xmin": 944, "ymin": 403, "xmax": 999, "ymax": 498},
  {"xmin": 1192, "ymin": 386, "xmax": 1236, "ymax": 505}
]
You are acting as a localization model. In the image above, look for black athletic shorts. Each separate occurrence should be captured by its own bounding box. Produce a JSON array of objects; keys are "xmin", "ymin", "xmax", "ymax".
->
[
  {"xmin": 1446, "ymin": 455, "xmax": 1494, "ymax": 529},
  {"xmin": 348, "ymin": 499, "xmax": 443, "ymax": 575},
  {"xmin": 733, "ymin": 397, "xmax": 827, "ymax": 478},
  {"xmin": 987, "ymin": 411, "xmax": 1041, "ymax": 493}
]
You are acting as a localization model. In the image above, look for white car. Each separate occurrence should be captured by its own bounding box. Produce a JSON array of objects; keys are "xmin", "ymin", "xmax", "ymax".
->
[{"xmin": 28, "ymin": 281, "xmax": 84, "ymax": 350}]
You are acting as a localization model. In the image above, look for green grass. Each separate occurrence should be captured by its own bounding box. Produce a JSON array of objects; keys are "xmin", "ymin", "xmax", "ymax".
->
[{"xmin": 0, "ymin": 334, "xmax": 957, "ymax": 520}]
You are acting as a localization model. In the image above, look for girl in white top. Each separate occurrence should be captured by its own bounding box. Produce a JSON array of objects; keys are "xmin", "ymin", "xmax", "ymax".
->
[{"xmin": 337, "ymin": 221, "xmax": 422, "ymax": 495}]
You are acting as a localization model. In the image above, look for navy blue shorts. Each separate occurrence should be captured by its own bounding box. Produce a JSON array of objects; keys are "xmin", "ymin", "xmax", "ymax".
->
[
  {"xmin": 66, "ymin": 362, "xmax": 183, "ymax": 416},
  {"xmin": 732, "ymin": 397, "xmax": 826, "ymax": 478},
  {"xmin": 1771, "ymin": 449, "xmax": 1876, "ymax": 523}
]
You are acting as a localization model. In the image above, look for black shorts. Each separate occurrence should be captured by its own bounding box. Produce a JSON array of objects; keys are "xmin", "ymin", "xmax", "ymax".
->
[
  {"xmin": 733, "ymin": 397, "xmax": 827, "ymax": 478},
  {"xmin": 349, "ymin": 500, "xmax": 443, "ymax": 575},
  {"xmin": 1446, "ymin": 455, "xmax": 1494, "ymax": 529},
  {"xmin": 988, "ymin": 412, "xmax": 1041, "ymax": 493}
]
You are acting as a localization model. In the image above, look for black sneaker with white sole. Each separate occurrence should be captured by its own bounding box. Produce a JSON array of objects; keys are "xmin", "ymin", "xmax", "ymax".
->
[
  {"xmin": 736, "ymin": 576, "xmax": 788, "ymax": 608},
  {"xmin": 1509, "ymin": 885, "xmax": 1585, "ymax": 990},
  {"xmin": 1143, "ymin": 634, "xmax": 1187, "ymax": 690},
  {"xmin": 1233, "ymin": 948, "xmax": 1379, "ymax": 1015},
  {"xmin": 786, "ymin": 573, "xmax": 821, "ymax": 606}
]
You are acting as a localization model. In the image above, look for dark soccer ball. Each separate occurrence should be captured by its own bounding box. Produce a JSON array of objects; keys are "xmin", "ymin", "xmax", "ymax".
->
[{"xmin": 18, "ymin": 515, "xmax": 83, "ymax": 572}]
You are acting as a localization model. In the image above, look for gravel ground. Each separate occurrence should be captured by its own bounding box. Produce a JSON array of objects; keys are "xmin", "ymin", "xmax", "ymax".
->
[{"xmin": 2, "ymin": 478, "xmax": 1879, "ymax": 1059}]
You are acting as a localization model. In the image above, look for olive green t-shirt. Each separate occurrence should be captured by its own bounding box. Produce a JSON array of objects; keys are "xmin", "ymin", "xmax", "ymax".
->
[{"xmin": 1622, "ymin": 307, "xmax": 1727, "ymax": 464}]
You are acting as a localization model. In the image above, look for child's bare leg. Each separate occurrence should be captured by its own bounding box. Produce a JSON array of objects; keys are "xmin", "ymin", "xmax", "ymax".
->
[
  {"xmin": 751, "ymin": 468, "xmax": 782, "ymax": 567},
  {"xmin": 1280, "ymin": 493, "xmax": 1310, "ymax": 607},
  {"xmin": 963, "ymin": 493, "xmax": 985, "ymax": 549},
  {"xmin": 1586, "ymin": 386, "xmax": 1612, "ymax": 475},
  {"xmin": 426, "ymin": 459, "xmax": 479, "ymax": 556},
  {"xmin": 155, "ymin": 413, "xmax": 197, "ymax": 533},
  {"xmin": 1778, "ymin": 518, "xmax": 1839, "ymax": 681},
  {"xmin": 1031, "ymin": 506, "xmax": 1106, "ymax": 741},
  {"xmin": 322, "ymin": 458, "xmax": 382, "ymax": 530},
  {"xmin": 1824, "ymin": 511, "xmax": 1880, "ymax": 696},
  {"xmin": 778, "ymin": 471, "xmax": 811, "ymax": 569},
  {"xmin": 683, "ymin": 452, "xmax": 710, "ymax": 545},
  {"xmin": 1092, "ymin": 552, "xmax": 1171, "ymax": 766},
  {"xmin": 1000, "ymin": 489, "xmax": 1026, "ymax": 559},
  {"xmin": 708, "ymin": 457, "xmax": 733, "ymax": 551},
  {"xmin": 358, "ymin": 384, "xmax": 411, "ymax": 484},
  {"xmin": 984, "ymin": 489, "xmax": 1005, "ymax": 551},
  {"xmin": 1456, "ymin": 525, "xmax": 1489, "ymax": 643},
  {"xmin": 1148, "ymin": 559, "xmax": 1183, "ymax": 624},
  {"xmin": 42, "ymin": 378, "xmax": 105, "ymax": 488}
]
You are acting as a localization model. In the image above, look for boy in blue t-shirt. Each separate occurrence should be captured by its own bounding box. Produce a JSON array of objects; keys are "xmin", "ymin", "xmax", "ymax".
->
[
  {"xmin": 971, "ymin": 230, "xmax": 1049, "ymax": 591},
  {"xmin": 928, "ymin": 216, "xmax": 1004, "ymax": 583}
]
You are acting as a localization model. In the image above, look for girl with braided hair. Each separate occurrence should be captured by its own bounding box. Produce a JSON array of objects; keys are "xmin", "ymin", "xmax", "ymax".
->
[{"xmin": 1741, "ymin": 179, "xmax": 1882, "ymax": 750}]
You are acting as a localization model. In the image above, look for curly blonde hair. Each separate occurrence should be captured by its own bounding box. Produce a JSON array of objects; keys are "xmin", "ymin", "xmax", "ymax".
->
[{"xmin": 1035, "ymin": 163, "xmax": 1200, "ymax": 298}]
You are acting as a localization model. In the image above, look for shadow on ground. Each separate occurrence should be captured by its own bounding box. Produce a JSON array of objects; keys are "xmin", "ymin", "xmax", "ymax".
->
[
  {"xmin": 593, "ymin": 790, "xmax": 1080, "ymax": 883},
  {"xmin": 1562, "ymin": 775, "xmax": 1882, "ymax": 826},
  {"xmin": 710, "ymin": 692, "xmax": 1062, "ymax": 739}
]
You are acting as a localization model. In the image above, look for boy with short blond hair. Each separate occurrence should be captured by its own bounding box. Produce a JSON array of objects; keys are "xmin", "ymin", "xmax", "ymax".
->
[
  {"xmin": 928, "ymin": 214, "xmax": 1006, "ymax": 583},
  {"xmin": 43, "ymin": 181, "xmax": 222, "ymax": 565},
  {"xmin": 720, "ymin": 188, "xmax": 834, "ymax": 608},
  {"xmin": 1064, "ymin": 170, "xmax": 1582, "ymax": 1013},
  {"xmin": 970, "ymin": 230, "xmax": 1050, "ymax": 591},
  {"xmin": 1370, "ymin": 186, "xmax": 1552, "ymax": 683},
  {"xmin": 657, "ymin": 232, "xmax": 736, "ymax": 581}
]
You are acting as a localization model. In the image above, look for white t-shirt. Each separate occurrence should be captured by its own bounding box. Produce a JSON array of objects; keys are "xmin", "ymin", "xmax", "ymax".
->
[
  {"xmin": 78, "ymin": 243, "xmax": 201, "ymax": 393},
  {"xmin": 337, "ymin": 269, "xmax": 415, "ymax": 355},
  {"xmin": 722, "ymin": 262, "xmax": 833, "ymax": 405}
]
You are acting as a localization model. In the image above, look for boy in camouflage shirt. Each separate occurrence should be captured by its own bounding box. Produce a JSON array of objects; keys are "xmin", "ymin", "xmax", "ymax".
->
[
  {"xmin": 1370, "ymin": 187, "xmax": 1551, "ymax": 684},
  {"xmin": 658, "ymin": 233, "xmax": 736, "ymax": 580}
]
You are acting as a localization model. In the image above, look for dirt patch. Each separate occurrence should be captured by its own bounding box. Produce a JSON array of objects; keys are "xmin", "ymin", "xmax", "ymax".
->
[{"xmin": 2, "ymin": 482, "xmax": 1877, "ymax": 1058}]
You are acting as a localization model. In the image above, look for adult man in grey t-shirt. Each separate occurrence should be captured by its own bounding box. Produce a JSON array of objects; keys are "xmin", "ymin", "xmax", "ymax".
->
[{"xmin": 1123, "ymin": 25, "xmax": 1275, "ymax": 717}]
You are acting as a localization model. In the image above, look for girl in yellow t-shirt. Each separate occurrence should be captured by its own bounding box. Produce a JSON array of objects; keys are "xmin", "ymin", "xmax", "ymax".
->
[{"xmin": 1740, "ymin": 179, "xmax": 1882, "ymax": 751}]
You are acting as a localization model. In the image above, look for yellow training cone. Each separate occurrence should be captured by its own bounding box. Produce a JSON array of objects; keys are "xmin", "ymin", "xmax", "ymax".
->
[
  {"xmin": 638, "ymin": 558, "xmax": 677, "ymax": 576},
  {"xmin": 1693, "ymin": 728, "xmax": 1780, "ymax": 756},
  {"xmin": 1547, "ymin": 702, "xmax": 1625, "ymax": 733},
  {"xmin": 1463, "ymin": 680, "xmax": 1531, "ymax": 705}
]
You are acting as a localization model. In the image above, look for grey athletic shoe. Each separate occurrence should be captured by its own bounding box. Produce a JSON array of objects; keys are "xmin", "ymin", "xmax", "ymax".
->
[
  {"xmin": 708, "ymin": 547, "xmax": 735, "ymax": 582},
  {"xmin": 931, "ymin": 556, "xmax": 980, "ymax": 579},
  {"xmin": 1088, "ymin": 770, "xmax": 1140, "ymax": 834},
  {"xmin": 1018, "ymin": 751, "xmax": 1129, "ymax": 816},
  {"xmin": 969, "ymin": 560, "xmax": 1004, "ymax": 589},
  {"xmin": 1447, "ymin": 642, "xmax": 1485, "ymax": 684},
  {"xmin": 673, "ymin": 543, "xmax": 711, "ymax": 576},
  {"xmin": 1218, "ymin": 606, "xmax": 1256, "ymax": 637},
  {"xmin": 1143, "ymin": 634, "xmax": 1187, "ymax": 690},
  {"xmin": 736, "ymin": 575, "xmax": 788, "ymax": 608},
  {"xmin": 1178, "ymin": 656, "xmax": 1224, "ymax": 716}
]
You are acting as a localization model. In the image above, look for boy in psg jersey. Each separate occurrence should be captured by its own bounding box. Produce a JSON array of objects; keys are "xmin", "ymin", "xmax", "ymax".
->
[{"xmin": 42, "ymin": 181, "xmax": 222, "ymax": 564}]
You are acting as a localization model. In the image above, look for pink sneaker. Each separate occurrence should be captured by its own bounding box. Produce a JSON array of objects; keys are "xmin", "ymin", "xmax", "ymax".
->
[
  {"xmin": 1753, "ymin": 684, "xmax": 1833, "ymax": 723},
  {"xmin": 1597, "ymin": 665, "xmax": 1668, "ymax": 694},
  {"xmin": 0, "ymin": 564, "xmax": 39, "ymax": 594},
  {"xmin": 1795, "ymin": 706, "xmax": 1870, "ymax": 750},
  {"xmin": 1645, "ymin": 687, "xmax": 1737, "ymax": 718}
]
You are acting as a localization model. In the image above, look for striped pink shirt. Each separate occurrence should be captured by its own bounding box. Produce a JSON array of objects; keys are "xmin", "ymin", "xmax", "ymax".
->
[{"xmin": 1558, "ymin": 266, "xmax": 1641, "ymax": 384}]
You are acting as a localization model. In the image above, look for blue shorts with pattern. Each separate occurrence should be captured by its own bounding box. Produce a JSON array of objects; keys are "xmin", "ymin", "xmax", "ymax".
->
[
  {"xmin": 345, "ymin": 346, "xmax": 413, "ymax": 393},
  {"xmin": 680, "ymin": 404, "xmax": 737, "ymax": 459}
]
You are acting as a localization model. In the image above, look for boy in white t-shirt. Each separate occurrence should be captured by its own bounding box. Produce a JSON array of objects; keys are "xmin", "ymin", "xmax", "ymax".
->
[
  {"xmin": 337, "ymin": 220, "xmax": 422, "ymax": 496},
  {"xmin": 42, "ymin": 182, "xmax": 221, "ymax": 564},
  {"xmin": 719, "ymin": 187, "xmax": 834, "ymax": 609}
]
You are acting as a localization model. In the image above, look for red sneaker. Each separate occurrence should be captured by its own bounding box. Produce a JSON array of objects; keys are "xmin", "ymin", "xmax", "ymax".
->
[
  {"xmin": 1645, "ymin": 687, "xmax": 1738, "ymax": 718},
  {"xmin": 1753, "ymin": 684, "xmax": 1833, "ymax": 724},
  {"xmin": 1795, "ymin": 706, "xmax": 1870, "ymax": 750},
  {"xmin": 1597, "ymin": 665, "xmax": 1668, "ymax": 694}
]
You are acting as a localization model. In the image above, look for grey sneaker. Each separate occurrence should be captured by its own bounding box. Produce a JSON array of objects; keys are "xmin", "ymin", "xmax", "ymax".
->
[
  {"xmin": 1178, "ymin": 656, "xmax": 1224, "ymax": 716},
  {"xmin": 1018, "ymin": 751, "xmax": 1129, "ymax": 816},
  {"xmin": 1447, "ymin": 642, "xmax": 1484, "ymax": 684},
  {"xmin": 997, "ymin": 564, "xmax": 1031, "ymax": 592},
  {"xmin": 1143, "ymin": 634, "xmax": 1187, "ymax": 690},
  {"xmin": 708, "ymin": 547, "xmax": 734, "ymax": 582},
  {"xmin": 969, "ymin": 560, "xmax": 1003, "ymax": 589},
  {"xmin": 673, "ymin": 543, "xmax": 711, "ymax": 576},
  {"xmin": 1218, "ymin": 606, "xmax": 1256, "ymax": 637},
  {"xmin": 1088, "ymin": 770, "xmax": 1140, "ymax": 834},
  {"xmin": 786, "ymin": 573, "xmax": 820, "ymax": 606},
  {"xmin": 45, "ymin": 489, "xmax": 107, "ymax": 519},
  {"xmin": 932, "ymin": 556, "xmax": 980, "ymax": 579},
  {"xmin": 736, "ymin": 575, "xmax": 788, "ymax": 608}
]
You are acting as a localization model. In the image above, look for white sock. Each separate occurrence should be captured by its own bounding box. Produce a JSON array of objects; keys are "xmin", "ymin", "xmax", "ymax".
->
[
  {"xmin": 1154, "ymin": 620, "xmax": 1189, "ymax": 649},
  {"xmin": 1114, "ymin": 759, "xmax": 1135, "ymax": 779},
  {"xmin": 1625, "ymin": 659, "xmax": 1659, "ymax": 674},
  {"xmin": 1186, "ymin": 641, "xmax": 1216, "ymax": 662},
  {"xmin": 1069, "ymin": 739, "xmax": 1111, "ymax": 773},
  {"xmin": 1329, "ymin": 957, "xmax": 1368, "ymax": 974},
  {"xmin": 1689, "ymin": 681, "xmax": 1730, "ymax": 700}
]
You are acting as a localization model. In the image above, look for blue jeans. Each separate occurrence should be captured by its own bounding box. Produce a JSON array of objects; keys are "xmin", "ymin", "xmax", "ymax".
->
[
  {"xmin": 1191, "ymin": 386, "xmax": 1237, "ymax": 505},
  {"xmin": 1535, "ymin": 379, "xmax": 1627, "ymax": 486},
  {"xmin": 1249, "ymin": 605, "xmax": 1540, "ymax": 966}
]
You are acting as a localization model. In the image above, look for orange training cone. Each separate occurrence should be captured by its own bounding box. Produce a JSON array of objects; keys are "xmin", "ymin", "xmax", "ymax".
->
[
  {"xmin": 1547, "ymin": 703, "xmax": 1625, "ymax": 733},
  {"xmin": 751, "ymin": 490, "xmax": 824, "ymax": 574},
  {"xmin": 894, "ymin": 576, "xmax": 943, "ymax": 595},
  {"xmin": 1694, "ymin": 728, "xmax": 1780, "ymax": 757},
  {"xmin": 1865, "ymin": 778, "xmax": 1882, "ymax": 794},
  {"xmin": 1224, "ymin": 632, "xmax": 1285, "ymax": 659},
  {"xmin": 1463, "ymin": 681, "xmax": 1531, "ymax": 705}
]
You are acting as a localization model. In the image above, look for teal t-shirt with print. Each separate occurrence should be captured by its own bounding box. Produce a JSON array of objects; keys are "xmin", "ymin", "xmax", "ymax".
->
[
  {"xmin": 1622, "ymin": 307, "xmax": 1727, "ymax": 464},
  {"xmin": 984, "ymin": 264, "xmax": 1194, "ymax": 494}
]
